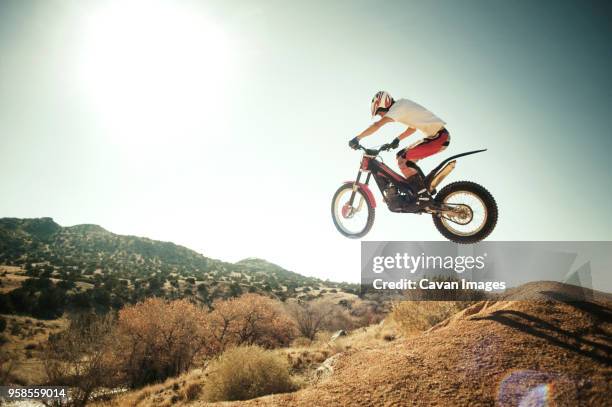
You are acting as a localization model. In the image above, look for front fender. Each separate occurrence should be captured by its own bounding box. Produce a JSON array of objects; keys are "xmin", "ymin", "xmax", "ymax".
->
[{"xmin": 343, "ymin": 181, "xmax": 377, "ymax": 208}]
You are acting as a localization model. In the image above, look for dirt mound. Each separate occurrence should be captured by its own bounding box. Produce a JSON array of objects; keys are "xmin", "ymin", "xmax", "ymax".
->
[{"xmin": 201, "ymin": 282, "xmax": 611, "ymax": 406}]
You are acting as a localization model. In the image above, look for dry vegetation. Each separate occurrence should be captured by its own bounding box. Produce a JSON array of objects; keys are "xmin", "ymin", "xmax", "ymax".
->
[
  {"xmin": 117, "ymin": 298, "xmax": 212, "ymax": 387},
  {"xmin": 92, "ymin": 318, "xmax": 401, "ymax": 407},
  {"xmin": 390, "ymin": 300, "xmax": 475, "ymax": 334},
  {"xmin": 207, "ymin": 294, "xmax": 296, "ymax": 352},
  {"xmin": 204, "ymin": 346, "xmax": 296, "ymax": 402},
  {"xmin": 210, "ymin": 282, "xmax": 612, "ymax": 406},
  {"xmin": 4, "ymin": 282, "xmax": 490, "ymax": 407},
  {"xmin": 1, "ymin": 290, "xmax": 490, "ymax": 406},
  {"xmin": 1, "ymin": 291, "xmax": 391, "ymax": 406},
  {"xmin": 0, "ymin": 313, "xmax": 67, "ymax": 385},
  {"xmin": 44, "ymin": 314, "xmax": 120, "ymax": 406}
]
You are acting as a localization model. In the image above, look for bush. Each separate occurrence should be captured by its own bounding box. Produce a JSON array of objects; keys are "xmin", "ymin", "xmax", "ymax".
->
[
  {"xmin": 43, "ymin": 314, "xmax": 120, "ymax": 406},
  {"xmin": 205, "ymin": 346, "xmax": 296, "ymax": 401},
  {"xmin": 0, "ymin": 294, "xmax": 13, "ymax": 314},
  {"xmin": 117, "ymin": 298, "xmax": 213, "ymax": 387},
  {"xmin": 209, "ymin": 294, "xmax": 296, "ymax": 350},
  {"xmin": 286, "ymin": 300, "xmax": 331, "ymax": 340},
  {"xmin": 182, "ymin": 382, "xmax": 202, "ymax": 401}
]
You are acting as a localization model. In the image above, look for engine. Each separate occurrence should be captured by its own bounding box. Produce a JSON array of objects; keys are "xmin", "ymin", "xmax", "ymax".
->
[{"xmin": 383, "ymin": 183, "xmax": 418, "ymax": 212}]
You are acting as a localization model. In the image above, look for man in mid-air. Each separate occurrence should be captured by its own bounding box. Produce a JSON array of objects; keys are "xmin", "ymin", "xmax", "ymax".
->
[{"xmin": 349, "ymin": 91, "xmax": 450, "ymax": 202}]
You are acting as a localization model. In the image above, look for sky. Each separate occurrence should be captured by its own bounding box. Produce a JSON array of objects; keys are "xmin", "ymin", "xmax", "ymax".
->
[{"xmin": 1, "ymin": 0, "xmax": 611, "ymax": 283}]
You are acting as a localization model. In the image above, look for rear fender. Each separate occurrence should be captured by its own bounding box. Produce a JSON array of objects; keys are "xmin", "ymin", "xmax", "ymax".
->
[
  {"xmin": 425, "ymin": 149, "xmax": 487, "ymax": 186},
  {"xmin": 343, "ymin": 181, "xmax": 376, "ymax": 208}
]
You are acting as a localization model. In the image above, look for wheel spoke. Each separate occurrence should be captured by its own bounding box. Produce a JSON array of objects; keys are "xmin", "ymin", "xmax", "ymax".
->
[{"xmin": 440, "ymin": 191, "xmax": 487, "ymax": 236}]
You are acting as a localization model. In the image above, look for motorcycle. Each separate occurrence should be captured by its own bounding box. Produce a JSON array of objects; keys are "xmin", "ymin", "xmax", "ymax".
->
[{"xmin": 331, "ymin": 143, "xmax": 498, "ymax": 243}]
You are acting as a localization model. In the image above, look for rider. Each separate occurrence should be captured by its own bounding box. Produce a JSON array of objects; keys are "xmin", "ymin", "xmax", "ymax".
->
[{"xmin": 349, "ymin": 91, "xmax": 450, "ymax": 205}]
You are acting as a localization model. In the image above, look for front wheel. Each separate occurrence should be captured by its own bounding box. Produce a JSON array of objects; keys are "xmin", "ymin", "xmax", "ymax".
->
[
  {"xmin": 432, "ymin": 181, "xmax": 498, "ymax": 244},
  {"xmin": 331, "ymin": 184, "xmax": 375, "ymax": 238}
]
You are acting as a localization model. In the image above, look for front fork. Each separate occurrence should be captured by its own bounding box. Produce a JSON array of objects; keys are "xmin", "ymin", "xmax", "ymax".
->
[{"xmin": 348, "ymin": 170, "xmax": 371, "ymax": 206}]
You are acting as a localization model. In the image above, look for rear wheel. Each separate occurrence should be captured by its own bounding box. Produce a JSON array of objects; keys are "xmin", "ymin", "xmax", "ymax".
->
[
  {"xmin": 331, "ymin": 184, "xmax": 375, "ymax": 238},
  {"xmin": 432, "ymin": 181, "xmax": 497, "ymax": 244}
]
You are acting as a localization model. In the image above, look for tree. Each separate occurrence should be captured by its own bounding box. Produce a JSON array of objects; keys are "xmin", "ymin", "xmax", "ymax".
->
[
  {"xmin": 44, "ymin": 314, "xmax": 120, "ymax": 406},
  {"xmin": 0, "ymin": 294, "xmax": 13, "ymax": 314},
  {"xmin": 34, "ymin": 288, "xmax": 65, "ymax": 319},
  {"xmin": 8, "ymin": 288, "xmax": 33, "ymax": 314},
  {"xmin": 229, "ymin": 282, "xmax": 243, "ymax": 298},
  {"xmin": 209, "ymin": 294, "xmax": 296, "ymax": 351},
  {"xmin": 57, "ymin": 280, "xmax": 76, "ymax": 290},
  {"xmin": 116, "ymin": 298, "xmax": 213, "ymax": 387},
  {"xmin": 286, "ymin": 299, "xmax": 332, "ymax": 340}
]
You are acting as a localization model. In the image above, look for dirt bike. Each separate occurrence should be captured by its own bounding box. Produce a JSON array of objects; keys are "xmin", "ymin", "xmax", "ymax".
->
[{"xmin": 331, "ymin": 143, "xmax": 498, "ymax": 243}]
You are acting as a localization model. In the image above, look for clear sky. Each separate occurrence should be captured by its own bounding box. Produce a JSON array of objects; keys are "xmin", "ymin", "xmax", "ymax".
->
[{"xmin": 1, "ymin": 0, "xmax": 611, "ymax": 282}]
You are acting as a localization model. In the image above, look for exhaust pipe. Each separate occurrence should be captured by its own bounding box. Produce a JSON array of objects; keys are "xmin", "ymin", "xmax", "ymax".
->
[{"xmin": 429, "ymin": 160, "xmax": 456, "ymax": 192}]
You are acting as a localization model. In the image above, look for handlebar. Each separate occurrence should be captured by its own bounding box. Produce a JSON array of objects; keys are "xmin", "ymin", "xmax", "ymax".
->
[{"xmin": 356, "ymin": 143, "xmax": 392, "ymax": 155}]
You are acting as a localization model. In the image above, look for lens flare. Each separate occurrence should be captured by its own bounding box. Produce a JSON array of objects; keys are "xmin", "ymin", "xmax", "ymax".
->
[{"xmin": 496, "ymin": 370, "xmax": 572, "ymax": 407}]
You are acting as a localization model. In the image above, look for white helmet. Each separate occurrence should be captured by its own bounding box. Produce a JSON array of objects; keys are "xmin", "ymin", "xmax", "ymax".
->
[{"xmin": 371, "ymin": 91, "xmax": 394, "ymax": 117}]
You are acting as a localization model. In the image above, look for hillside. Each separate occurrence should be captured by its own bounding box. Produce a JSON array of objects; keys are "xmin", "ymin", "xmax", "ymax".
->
[
  {"xmin": 205, "ymin": 281, "xmax": 611, "ymax": 406},
  {"xmin": 0, "ymin": 217, "xmax": 357, "ymax": 318}
]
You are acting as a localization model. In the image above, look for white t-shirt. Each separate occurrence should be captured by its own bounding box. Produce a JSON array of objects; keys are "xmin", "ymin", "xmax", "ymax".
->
[{"xmin": 386, "ymin": 98, "xmax": 446, "ymax": 137}]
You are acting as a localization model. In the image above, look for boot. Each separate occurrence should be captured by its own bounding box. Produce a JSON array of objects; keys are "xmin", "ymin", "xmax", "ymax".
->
[{"xmin": 406, "ymin": 174, "xmax": 432, "ymax": 207}]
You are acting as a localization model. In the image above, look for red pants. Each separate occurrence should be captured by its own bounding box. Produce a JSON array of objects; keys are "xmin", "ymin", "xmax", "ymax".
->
[{"xmin": 396, "ymin": 128, "xmax": 450, "ymax": 178}]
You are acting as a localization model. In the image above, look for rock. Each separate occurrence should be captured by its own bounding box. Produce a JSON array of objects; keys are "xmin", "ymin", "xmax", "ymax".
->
[
  {"xmin": 330, "ymin": 330, "xmax": 347, "ymax": 341},
  {"xmin": 314, "ymin": 354, "xmax": 341, "ymax": 382}
]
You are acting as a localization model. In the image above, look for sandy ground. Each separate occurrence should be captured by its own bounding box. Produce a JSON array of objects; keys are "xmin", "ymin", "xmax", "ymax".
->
[{"xmin": 198, "ymin": 281, "xmax": 611, "ymax": 406}]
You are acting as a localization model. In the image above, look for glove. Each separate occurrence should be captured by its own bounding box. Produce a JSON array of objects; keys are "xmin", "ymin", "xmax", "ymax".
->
[
  {"xmin": 349, "ymin": 137, "xmax": 360, "ymax": 150},
  {"xmin": 389, "ymin": 137, "xmax": 400, "ymax": 149}
]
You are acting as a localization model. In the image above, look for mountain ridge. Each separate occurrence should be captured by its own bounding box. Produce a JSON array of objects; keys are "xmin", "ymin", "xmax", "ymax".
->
[{"xmin": 0, "ymin": 217, "xmax": 357, "ymax": 318}]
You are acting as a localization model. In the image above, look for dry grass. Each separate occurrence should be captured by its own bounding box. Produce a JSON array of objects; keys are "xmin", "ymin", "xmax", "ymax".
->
[
  {"xmin": 208, "ymin": 282, "xmax": 612, "ymax": 406},
  {"xmin": 181, "ymin": 382, "xmax": 202, "ymax": 401},
  {"xmin": 91, "ymin": 369, "xmax": 206, "ymax": 407},
  {"xmin": 280, "ymin": 320, "xmax": 400, "ymax": 386},
  {"xmin": 390, "ymin": 301, "xmax": 473, "ymax": 334},
  {"xmin": 0, "ymin": 314, "xmax": 68, "ymax": 385},
  {"xmin": 91, "ymin": 321, "xmax": 401, "ymax": 405},
  {"xmin": 204, "ymin": 345, "xmax": 297, "ymax": 402},
  {"xmin": 0, "ymin": 266, "xmax": 93, "ymax": 293}
]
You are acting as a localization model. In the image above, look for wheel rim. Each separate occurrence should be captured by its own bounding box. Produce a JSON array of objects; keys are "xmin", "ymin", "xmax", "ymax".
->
[
  {"xmin": 440, "ymin": 191, "xmax": 488, "ymax": 236},
  {"xmin": 333, "ymin": 187, "xmax": 369, "ymax": 235}
]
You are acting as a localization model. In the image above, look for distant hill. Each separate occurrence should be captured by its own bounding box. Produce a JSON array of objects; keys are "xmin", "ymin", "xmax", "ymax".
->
[{"xmin": 0, "ymin": 217, "xmax": 357, "ymax": 318}]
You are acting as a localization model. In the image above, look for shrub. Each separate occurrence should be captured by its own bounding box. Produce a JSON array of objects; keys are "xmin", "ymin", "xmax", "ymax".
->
[
  {"xmin": 205, "ymin": 346, "xmax": 296, "ymax": 402},
  {"xmin": 0, "ymin": 347, "xmax": 16, "ymax": 385},
  {"xmin": 0, "ymin": 295, "xmax": 12, "ymax": 314},
  {"xmin": 209, "ymin": 294, "xmax": 297, "ymax": 350},
  {"xmin": 9, "ymin": 323, "xmax": 21, "ymax": 336},
  {"xmin": 182, "ymin": 382, "xmax": 202, "ymax": 401},
  {"xmin": 286, "ymin": 300, "xmax": 331, "ymax": 340},
  {"xmin": 43, "ymin": 313, "xmax": 120, "ymax": 406},
  {"xmin": 117, "ymin": 298, "xmax": 213, "ymax": 387}
]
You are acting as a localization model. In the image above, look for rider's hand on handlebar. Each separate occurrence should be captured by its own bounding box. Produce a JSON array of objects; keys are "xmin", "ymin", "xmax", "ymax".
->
[
  {"xmin": 349, "ymin": 137, "xmax": 360, "ymax": 150},
  {"xmin": 389, "ymin": 137, "xmax": 400, "ymax": 149}
]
